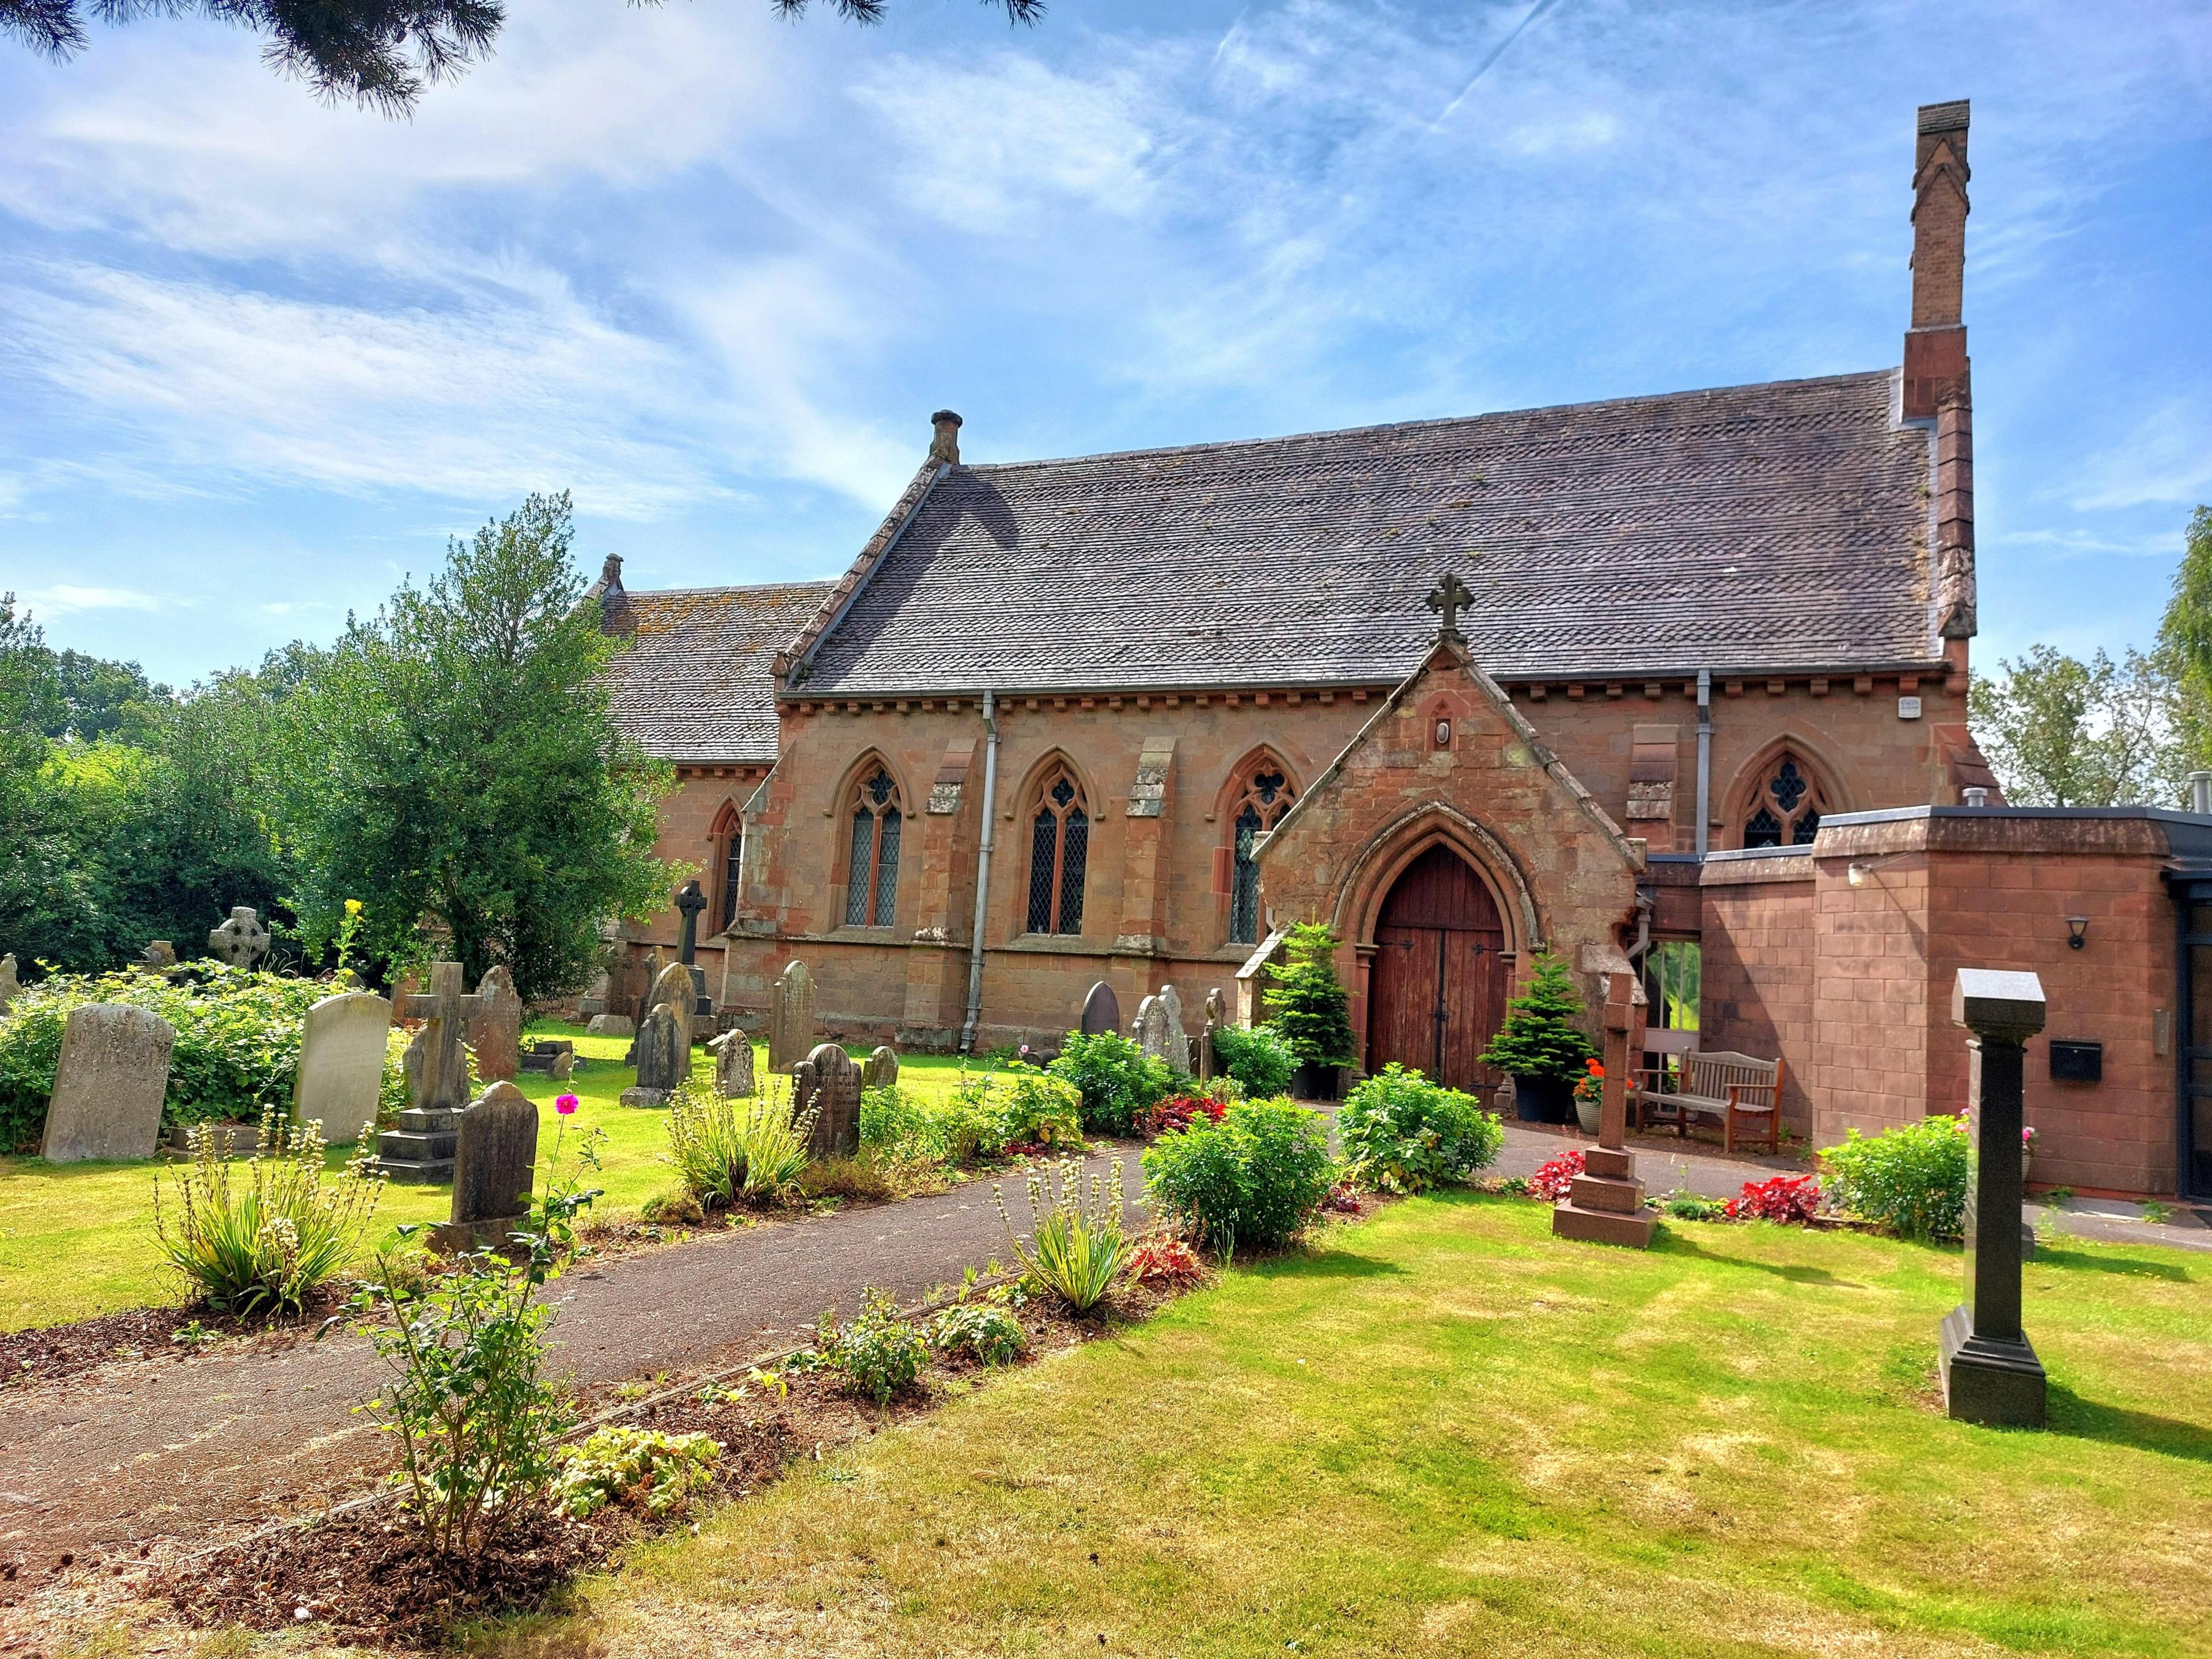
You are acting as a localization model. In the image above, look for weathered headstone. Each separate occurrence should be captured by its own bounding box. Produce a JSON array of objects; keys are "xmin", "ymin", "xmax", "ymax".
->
[
  {"xmin": 768, "ymin": 960, "xmax": 815, "ymax": 1073},
  {"xmin": 139, "ymin": 941, "xmax": 178, "ymax": 971},
  {"xmin": 520, "ymin": 1039, "xmax": 575, "ymax": 1080},
  {"xmin": 41, "ymin": 1004, "xmax": 175, "ymax": 1163},
  {"xmin": 1940, "ymin": 968, "xmax": 2048, "ymax": 1428},
  {"xmin": 0, "ymin": 953, "xmax": 18, "ymax": 1013},
  {"xmin": 1199, "ymin": 987, "xmax": 1225, "ymax": 1082},
  {"xmin": 709, "ymin": 1028, "xmax": 756, "ymax": 1097},
  {"xmin": 577, "ymin": 967, "xmax": 612, "ymax": 1020},
  {"xmin": 621, "ymin": 1002, "xmax": 685, "ymax": 1107},
  {"xmin": 377, "ymin": 961, "xmax": 488, "ymax": 1183},
  {"xmin": 862, "ymin": 1044, "xmax": 899, "ymax": 1090},
  {"xmin": 1135, "ymin": 985, "xmax": 1192, "ymax": 1074},
  {"xmin": 467, "ymin": 965, "xmax": 524, "ymax": 1082},
  {"xmin": 1080, "ymin": 980, "xmax": 1121, "ymax": 1037},
  {"xmin": 293, "ymin": 990, "xmax": 392, "ymax": 1132},
  {"xmin": 435, "ymin": 1081, "xmax": 539, "ymax": 1251},
  {"xmin": 207, "ymin": 906, "xmax": 271, "ymax": 969},
  {"xmin": 586, "ymin": 1013, "xmax": 635, "ymax": 1038},
  {"xmin": 791, "ymin": 1041, "xmax": 861, "ymax": 1160}
]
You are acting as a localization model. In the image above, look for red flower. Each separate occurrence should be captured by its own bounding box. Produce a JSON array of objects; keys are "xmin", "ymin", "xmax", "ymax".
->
[
  {"xmin": 1532, "ymin": 1149, "xmax": 1585, "ymax": 1202},
  {"xmin": 1724, "ymin": 1174, "xmax": 1821, "ymax": 1224}
]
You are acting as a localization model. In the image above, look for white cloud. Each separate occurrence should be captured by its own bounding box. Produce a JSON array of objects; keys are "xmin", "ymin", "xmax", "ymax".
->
[
  {"xmin": 2070, "ymin": 402, "xmax": 2212, "ymax": 511},
  {"xmin": 21, "ymin": 584, "xmax": 165, "ymax": 613}
]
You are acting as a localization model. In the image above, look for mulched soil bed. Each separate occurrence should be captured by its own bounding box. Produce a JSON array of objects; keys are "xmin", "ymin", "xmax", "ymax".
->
[{"xmin": 0, "ymin": 1284, "xmax": 346, "ymax": 1395}]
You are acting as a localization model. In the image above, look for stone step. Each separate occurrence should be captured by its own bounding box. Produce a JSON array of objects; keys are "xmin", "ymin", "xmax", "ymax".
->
[
  {"xmin": 380, "ymin": 1157, "xmax": 456, "ymax": 1186},
  {"xmin": 379, "ymin": 1128, "xmax": 458, "ymax": 1164},
  {"xmin": 391, "ymin": 1107, "xmax": 462, "ymax": 1132}
]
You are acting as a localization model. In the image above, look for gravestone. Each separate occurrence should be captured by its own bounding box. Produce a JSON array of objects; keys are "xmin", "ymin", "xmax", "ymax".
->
[
  {"xmin": 621, "ymin": 1003, "xmax": 685, "ymax": 1107},
  {"xmin": 709, "ymin": 1028, "xmax": 756, "ymax": 1097},
  {"xmin": 520, "ymin": 1039, "xmax": 575, "ymax": 1080},
  {"xmin": 768, "ymin": 960, "xmax": 815, "ymax": 1073},
  {"xmin": 207, "ymin": 906, "xmax": 271, "ymax": 969},
  {"xmin": 578, "ymin": 968, "xmax": 612, "ymax": 1020},
  {"xmin": 0, "ymin": 953, "xmax": 17, "ymax": 1013},
  {"xmin": 1135, "ymin": 985, "xmax": 1192, "ymax": 1074},
  {"xmin": 673, "ymin": 879, "xmax": 713, "ymax": 1017},
  {"xmin": 1940, "ymin": 968, "xmax": 2049, "ymax": 1428},
  {"xmin": 862, "ymin": 1044, "xmax": 899, "ymax": 1090},
  {"xmin": 139, "ymin": 941, "xmax": 178, "ymax": 971},
  {"xmin": 41, "ymin": 1004, "xmax": 175, "ymax": 1163},
  {"xmin": 586, "ymin": 1013, "xmax": 635, "ymax": 1038},
  {"xmin": 377, "ymin": 961, "xmax": 487, "ymax": 1183},
  {"xmin": 292, "ymin": 990, "xmax": 392, "ymax": 1134},
  {"xmin": 791, "ymin": 1041, "xmax": 861, "ymax": 1160},
  {"xmin": 435, "ymin": 1081, "xmax": 539, "ymax": 1251},
  {"xmin": 467, "ymin": 965, "xmax": 524, "ymax": 1082},
  {"xmin": 1199, "ymin": 987, "xmax": 1225, "ymax": 1082},
  {"xmin": 1080, "ymin": 980, "xmax": 1121, "ymax": 1037}
]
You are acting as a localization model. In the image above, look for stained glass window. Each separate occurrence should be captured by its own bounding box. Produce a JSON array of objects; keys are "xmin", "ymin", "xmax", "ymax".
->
[
  {"xmin": 845, "ymin": 766, "xmax": 902, "ymax": 927},
  {"xmin": 718, "ymin": 816, "xmax": 743, "ymax": 932},
  {"xmin": 1741, "ymin": 753, "xmax": 1824, "ymax": 849},
  {"xmin": 1026, "ymin": 768, "xmax": 1089, "ymax": 935},
  {"xmin": 1228, "ymin": 762, "xmax": 1295, "ymax": 944}
]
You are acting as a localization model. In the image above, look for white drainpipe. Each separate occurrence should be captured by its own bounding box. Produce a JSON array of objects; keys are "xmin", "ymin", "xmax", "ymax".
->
[{"xmin": 960, "ymin": 690, "xmax": 1001, "ymax": 1055}]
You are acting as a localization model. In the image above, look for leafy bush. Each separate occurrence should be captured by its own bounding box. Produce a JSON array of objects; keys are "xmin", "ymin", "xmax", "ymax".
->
[
  {"xmin": 1337, "ymin": 1064, "xmax": 1503, "ymax": 1192},
  {"xmin": 552, "ymin": 1426, "xmax": 721, "ymax": 1520},
  {"xmin": 1127, "ymin": 1234, "xmax": 1205, "ymax": 1288},
  {"xmin": 1140, "ymin": 1092, "xmax": 1227, "ymax": 1138},
  {"xmin": 1663, "ymin": 1192, "xmax": 1728, "ymax": 1221},
  {"xmin": 1141, "ymin": 1097, "xmax": 1335, "ymax": 1253},
  {"xmin": 1048, "ymin": 1032, "xmax": 1176, "ymax": 1136},
  {"xmin": 1262, "ymin": 923, "xmax": 1355, "ymax": 1067},
  {"xmin": 1820, "ymin": 1114, "xmax": 1969, "ymax": 1240},
  {"xmin": 0, "ymin": 965, "xmax": 331, "ymax": 1150},
  {"xmin": 154, "ymin": 1109, "xmax": 385, "ymax": 1316},
  {"xmin": 1207, "ymin": 1022, "xmax": 1297, "ymax": 1097},
  {"xmin": 927, "ymin": 1300, "xmax": 1027, "ymax": 1366},
  {"xmin": 818, "ymin": 1287, "xmax": 931, "ymax": 1404},
  {"xmin": 1529, "ymin": 1147, "xmax": 1585, "ymax": 1202},
  {"xmin": 997, "ymin": 1157, "xmax": 1130, "ymax": 1312},
  {"xmin": 1726, "ymin": 1174, "xmax": 1824, "ymax": 1224},
  {"xmin": 861, "ymin": 1072, "xmax": 1083, "ymax": 1167},
  {"xmin": 1479, "ymin": 953, "xmax": 1596, "ymax": 1085},
  {"xmin": 860, "ymin": 1083, "xmax": 940, "ymax": 1162}
]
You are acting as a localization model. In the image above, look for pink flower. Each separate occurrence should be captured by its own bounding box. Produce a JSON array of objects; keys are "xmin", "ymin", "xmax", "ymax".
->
[{"xmin": 556, "ymin": 1094, "xmax": 579, "ymax": 1116}]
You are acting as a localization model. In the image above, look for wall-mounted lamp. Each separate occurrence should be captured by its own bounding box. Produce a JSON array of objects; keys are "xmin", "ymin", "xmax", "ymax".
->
[
  {"xmin": 2067, "ymin": 915, "xmax": 2089, "ymax": 950},
  {"xmin": 1848, "ymin": 862, "xmax": 1868, "ymax": 888}
]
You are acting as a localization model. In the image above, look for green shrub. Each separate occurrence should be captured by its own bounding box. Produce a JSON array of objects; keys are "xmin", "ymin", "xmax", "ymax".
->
[
  {"xmin": 153, "ymin": 1109, "xmax": 385, "ymax": 1316},
  {"xmin": 927, "ymin": 1299, "xmax": 1027, "ymax": 1366},
  {"xmin": 1337, "ymin": 1064, "xmax": 1503, "ymax": 1192},
  {"xmin": 1207, "ymin": 1022, "xmax": 1298, "ymax": 1097},
  {"xmin": 1262, "ymin": 923, "xmax": 1355, "ymax": 1067},
  {"xmin": 994, "ymin": 1070, "xmax": 1085, "ymax": 1149},
  {"xmin": 861, "ymin": 1073, "xmax": 1082, "ymax": 1168},
  {"xmin": 1141, "ymin": 1097, "xmax": 1335, "ymax": 1253},
  {"xmin": 552, "ymin": 1425, "xmax": 721, "ymax": 1519},
  {"xmin": 1820, "ymin": 1113, "xmax": 1969, "ymax": 1241},
  {"xmin": 1048, "ymin": 1031, "xmax": 1176, "ymax": 1137},
  {"xmin": 0, "ymin": 965, "xmax": 329, "ymax": 1151},
  {"xmin": 861, "ymin": 1083, "xmax": 940, "ymax": 1163},
  {"xmin": 818, "ymin": 1287, "xmax": 931, "ymax": 1404},
  {"xmin": 1478, "ymin": 953, "xmax": 1594, "ymax": 1084},
  {"xmin": 997, "ymin": 1157, "xmax": 1129, "ymax": 1312}
]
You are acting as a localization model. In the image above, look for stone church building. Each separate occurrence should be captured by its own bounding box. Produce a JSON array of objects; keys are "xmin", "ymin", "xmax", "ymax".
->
[{"xmin": 595, "ymin": 103, "xmax": 2204, "ymax": 1205}]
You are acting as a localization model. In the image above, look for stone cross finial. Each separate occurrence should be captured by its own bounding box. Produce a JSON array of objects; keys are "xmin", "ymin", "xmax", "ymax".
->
[
  {"xmin": 207, "ymin": 907, "xmax": 270, "ymax": 969},
  {"xmin": 675, "ymin": 880, "xmax": 709, "ymax": 965},
  {"xmin": 402, "ymin": 960, "xmax": 489, "ymax": 1115},
  {"xmin": 1426, "ymin": 572, "xmax": 1472, "ymax": 643}
]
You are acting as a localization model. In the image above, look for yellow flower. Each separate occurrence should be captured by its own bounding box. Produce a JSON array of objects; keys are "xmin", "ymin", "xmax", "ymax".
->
[{"xmin": 344, "ymin": 899, "xmax": 363, "ymax": 915}]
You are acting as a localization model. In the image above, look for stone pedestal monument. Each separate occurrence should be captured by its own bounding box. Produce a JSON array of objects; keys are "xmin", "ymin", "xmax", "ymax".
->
[
  {"xmin": 1940, "ymin": 968, "xmax": 2048, "ymax": 1428},
  {"xmin": 673, "ymin": 879, "xmax": 713, "ymax": 1018},
  {"xmin": 207, "ymin": 907, "xmax": 271, "ymax": 969},
  {"xmin": 1551, "ymin": 972, "xmax": 1656, "ymax": 1248},
  {"xmin": 378, "ymin": 961, "xmax": 486, "ymax": 1184}
]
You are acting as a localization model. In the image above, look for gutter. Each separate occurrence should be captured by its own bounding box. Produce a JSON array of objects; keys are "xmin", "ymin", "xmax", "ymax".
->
[{"xmin": 959, "ymin": 689, "xmax": 1002, "ymax": 1055}]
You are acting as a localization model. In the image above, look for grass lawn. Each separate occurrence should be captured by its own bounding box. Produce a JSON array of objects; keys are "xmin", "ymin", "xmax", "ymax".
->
[
  {"xmin": 0, "ymin": 1022, "xmax": 1010, "ymax": 1332},
  {"xmin": 517, "ymin": 1194, "xmax": 2212, "ymax": 1659}
]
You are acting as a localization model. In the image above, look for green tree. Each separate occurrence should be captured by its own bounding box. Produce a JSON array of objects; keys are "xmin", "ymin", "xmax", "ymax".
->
[
  {"xmin": 1262, "ymin": 922, "xmax": 1355, "ymax": 1068},
  {"xmin": 1967, "ymin": 643, "xmax": 2203, "ymax": 807},
  {"xmin": 1479, "ymin": 953, "xmax": 1594, "ymax": 1085},
  {"xmin": 275, "ymin": 492, "xmax": 672, "ymax": 998},
  {"xmin": 2158, "ymin": 506, "xmax": 2212, "ymax": 687}
]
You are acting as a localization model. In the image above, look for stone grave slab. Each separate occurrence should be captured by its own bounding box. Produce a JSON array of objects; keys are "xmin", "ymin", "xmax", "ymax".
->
[
  {"xmin": 587, "ymin": 1013, "xmax": 635, "ymax": 1038},
  {"xmin": 0, "ymin": 953, "xmax": 18, "ymax": 1013},
  {"xmin": 433, "ymin": 1081, "xmax": 540, "ymax": 1252},
  {"xmin": 709, "ymin": 1029, "xmax": 756, "ymax": 1097},
  {"xmin": 792, "ymin": 1041, "xmax": 861, "ymax": 1160},
  {"xmin": 862, "ymin": 1044, "xmax": 899, "ymax": 1089},
  {"xmin": 41, "ymin": 1004, "xmax": 176, "ymax": 1163},
  {"xmin": 768, "ymin": 960, "xmax": 815, "ymax": 1073},
  {"xmin": 1080, "ymin": 980, "xmax": 1120, "ymax": 1037},
  {"xmin": 468, "ymin": 965, "xmax": 524, "ymax": 1082},
  {"xmin": 622, "ymin": 1003, "xmax": 685, "ymax": 1107},
  {"xmin": 293, "ymin": 990, "xmax": 392, "ymax": 1136}
]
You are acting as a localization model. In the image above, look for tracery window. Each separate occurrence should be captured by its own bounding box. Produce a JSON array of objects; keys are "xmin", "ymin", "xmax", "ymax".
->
[
  {"xmin": 844, "ymin": 766, "xmax": 903, "ymax": 927},
  {"xmin": 1741, "ymin": 755, "xmax": 1824, "ymax": 849},
  {"xmin": 713, "ymin": 805, "xmax": 744, "ymax": 933},
  {"xmin": 1229, "ymin": 762, "xmax": 1296, "ymax": 945},
  {"xmin": 1025, "ymin": 768, "xmax": 1090, "ymax": 935}
]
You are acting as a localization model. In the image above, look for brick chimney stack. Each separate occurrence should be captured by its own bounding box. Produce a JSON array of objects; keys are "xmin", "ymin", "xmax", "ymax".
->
[
  {"xmin": 1904, "ymin": 100, "xmax": 1970, "ymax": 421},
  {"xmin": 929, "ymin": 409, "xmax": 963, "ymax": 466}
]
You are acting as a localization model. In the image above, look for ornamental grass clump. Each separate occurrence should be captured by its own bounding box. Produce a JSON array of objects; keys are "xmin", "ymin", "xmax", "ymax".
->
[
  {"xmin": 153, "ymin": 1108, "xmax": 384, "ymax": 1317},
  {"xmin": 996, "ymin": 1157, "xmax": 1130, "ymax": 1312},
  {"xmin": 1337, "ymin": 1064, "xmax": 1503, "ymax": 1192},
  {"xmin": 667, "ymin": 1079, "xmax": 815, "ymax": 1206},
  {"xmin": 1820, "ymin": 1113, "xmax": 1968, "ymax": 1240}
]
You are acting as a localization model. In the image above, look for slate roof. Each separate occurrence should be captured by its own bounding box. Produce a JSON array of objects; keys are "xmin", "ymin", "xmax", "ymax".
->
[
  {"xmin": 793, "ymin": 370, "xmax": 1941, "ymax": 696},
  {"xmin": 605, "ymin": 582, "xmax": 833, "ymax": 763}
]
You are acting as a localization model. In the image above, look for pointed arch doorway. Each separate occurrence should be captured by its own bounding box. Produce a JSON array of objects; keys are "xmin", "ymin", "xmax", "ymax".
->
[{"xmin": 1365, "ymin": 845, "xmax": 1508, "ymax": 1093}]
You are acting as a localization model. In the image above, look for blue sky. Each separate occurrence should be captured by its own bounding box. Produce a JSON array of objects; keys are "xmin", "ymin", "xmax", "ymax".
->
[{"xmin": 1, "ymin": 0, "xmax": 2207, "ymax": 687}]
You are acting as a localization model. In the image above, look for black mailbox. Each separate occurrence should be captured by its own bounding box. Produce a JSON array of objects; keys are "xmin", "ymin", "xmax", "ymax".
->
[{"xmin": 2048, "ymin": 1040, "xmax": 2103, "ymax": 1083}]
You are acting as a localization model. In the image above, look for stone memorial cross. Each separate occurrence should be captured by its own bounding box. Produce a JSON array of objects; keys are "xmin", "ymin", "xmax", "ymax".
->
[
  {"xmin": 207, "ymin": 906, "xmax": 271, "ymax": 969},
  {"xmin": 1549, "ymin": 971, "xmax": 1655, "ymax": 1248},
  {"xmin": 1426, "ymin": 571, "xmax": 1473, "ymax": 643},
  {"xmin": 672, "ymin": 880, "xmax": 713, "ymax": 1016},
  {"xmin": 1940, "ymin": 967, "xmax": 2048, "ymax": 1428},
  {"xmin": 402, "ymin": 961, "xmax": 487, "ymax": 1116}
]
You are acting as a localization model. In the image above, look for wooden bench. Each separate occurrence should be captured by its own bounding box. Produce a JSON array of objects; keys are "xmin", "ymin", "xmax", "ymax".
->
[{"xmin": 1633, "ymin": 1048, "xmax": 1783, "ymax": 1154}]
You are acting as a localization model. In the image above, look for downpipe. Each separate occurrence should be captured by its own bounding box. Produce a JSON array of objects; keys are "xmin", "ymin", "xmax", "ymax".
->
[
  {"xmin": 959, "ymin": 690, "xmax": 1001, "ymax": 1055},
  {"xmin": 1695, "ymin": 668, "xmax": 1713, "ymax": 859}
]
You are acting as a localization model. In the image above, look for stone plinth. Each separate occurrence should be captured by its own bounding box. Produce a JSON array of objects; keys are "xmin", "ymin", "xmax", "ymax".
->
[{"xmin": 1552, "ymin": 973, "xmax": 1656, "ymax": 1248}]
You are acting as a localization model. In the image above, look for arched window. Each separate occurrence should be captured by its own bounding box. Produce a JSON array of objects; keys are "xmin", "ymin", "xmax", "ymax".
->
[
  {"xmin": 844, "ymin": 766, "xmax": 903, "ymax": 927},
  {"xmin": 1025, "ymin": 767, "xmax": 1090, "ymax": 935},
  {"xmin": 713, "ymin": 804, "xmax": 744, "ymax": 933},
  {"xmin": 1228, "ymin": 762, "xmax": 1296, "ymax": 945},
  {"xmin": 1742, "ymin": 753, "xmax": 1825, "ymax": 848}
]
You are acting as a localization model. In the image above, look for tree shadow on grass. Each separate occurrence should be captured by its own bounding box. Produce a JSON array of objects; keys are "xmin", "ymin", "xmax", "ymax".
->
[
  {"xmin": 2033, "ymin": 1245, "xmax": 2196, "ymax": 1283},
  {"xmin": 2048, "ymin": 1382, "xmax": 2212, "ymax": 1464},
  {"xmin": 1658, "ymin": 1233, "xmax": 1862, "ymax": 1289},
  {"xmin": 1243, "ymin": 1250, "xmax": 1407, "ymax": 1282}
]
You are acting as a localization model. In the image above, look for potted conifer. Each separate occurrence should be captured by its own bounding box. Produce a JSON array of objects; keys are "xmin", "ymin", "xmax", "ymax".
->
[
  {"xmin": 1479, "ymin": 953, "xmax": 1596, "ymax": 1124},
  {"xmin": 1263, "ymin": 922, "xmax": 1355, "ymax": 1101}
]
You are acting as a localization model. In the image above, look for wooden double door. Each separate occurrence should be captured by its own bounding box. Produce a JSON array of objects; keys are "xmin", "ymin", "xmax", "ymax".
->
[{"xmin": 1365, "ymin": 846, "xmax": 1508, "ymax": 1094}]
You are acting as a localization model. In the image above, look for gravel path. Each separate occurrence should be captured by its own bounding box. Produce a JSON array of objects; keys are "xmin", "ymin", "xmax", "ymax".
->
[{"xmin": 0, "ymin": 1147, "xmax": 1146, "ymax": 1569}]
